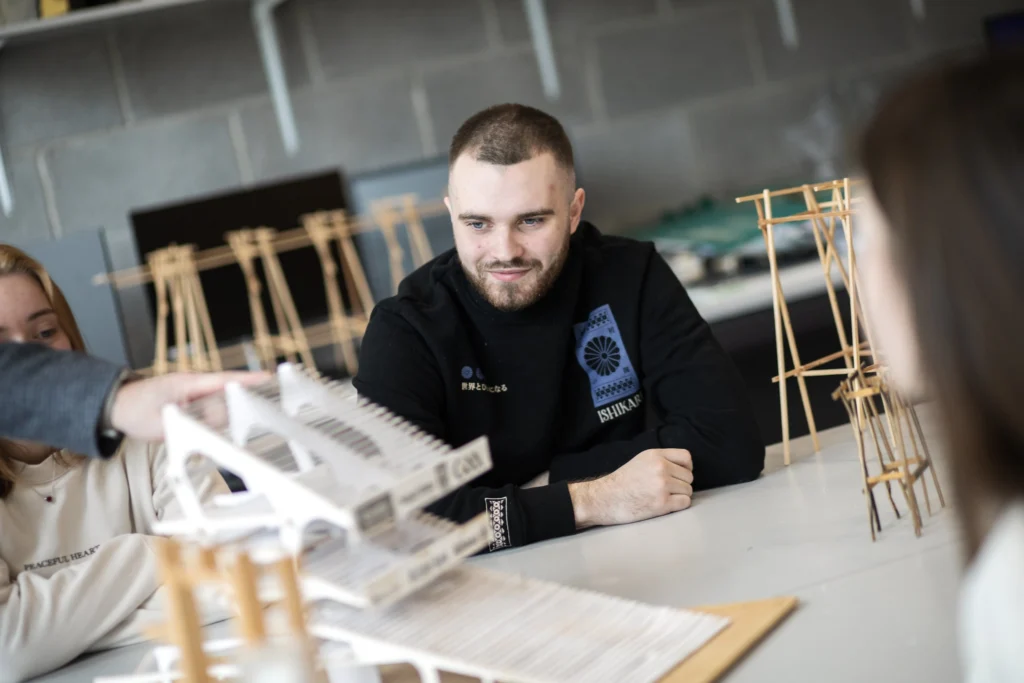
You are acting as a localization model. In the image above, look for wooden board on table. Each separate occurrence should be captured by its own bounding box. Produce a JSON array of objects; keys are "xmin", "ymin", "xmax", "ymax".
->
[
  {"xmin": 380, "ymin": 595, "xmax": 798, "ymax": 683},
  {"xmin": 660, "ymin": 596, "xmax": 799, "ymax": 683}
]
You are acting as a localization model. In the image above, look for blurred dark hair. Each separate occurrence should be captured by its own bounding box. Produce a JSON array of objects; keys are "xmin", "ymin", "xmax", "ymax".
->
[
  {"xmin": 449, "ymin": 103, "xmax": 575, "ymax": 177},
  {"xmin": 858, "ymin": 53, "xmax": 1024, "ymax": 559}
]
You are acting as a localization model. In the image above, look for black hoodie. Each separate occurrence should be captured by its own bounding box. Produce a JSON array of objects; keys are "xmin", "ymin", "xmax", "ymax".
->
[{"xmin": 353, "ymin": 222, "xmax": 764, "ymax": 551}]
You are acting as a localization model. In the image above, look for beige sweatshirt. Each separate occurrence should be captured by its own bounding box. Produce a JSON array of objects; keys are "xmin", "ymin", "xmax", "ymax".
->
[{"xmin": 0, "ymin": 440, "xmax": 230, "ymax": 683}]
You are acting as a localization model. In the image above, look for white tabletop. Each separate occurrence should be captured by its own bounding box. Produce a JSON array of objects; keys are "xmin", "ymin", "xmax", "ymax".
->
[{"xmin": 36, "ymin": 407, "xmax": 963, "ymax": 683}]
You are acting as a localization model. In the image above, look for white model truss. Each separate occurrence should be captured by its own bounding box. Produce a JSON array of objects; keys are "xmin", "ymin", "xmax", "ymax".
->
[
  {"xmin": 156, "ymin": 363, "xmax": 492, "ymax": 552},
  {"xmin": 98, "ymin": 363, "xmax": 729, "ymax": 683}
]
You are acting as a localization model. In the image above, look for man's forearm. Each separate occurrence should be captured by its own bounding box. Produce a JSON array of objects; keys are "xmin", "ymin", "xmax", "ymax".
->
[{"xmin": 567, "ymin": 479, "xmax": 604, "ymax": 529}]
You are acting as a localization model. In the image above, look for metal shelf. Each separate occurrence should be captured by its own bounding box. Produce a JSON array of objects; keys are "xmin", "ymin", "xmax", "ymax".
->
[
  {"xmin": 0, "ymin": 0, "xmax": 297, "ymax": 219},
  {"xmin": 0, "ymin": 0, "xmax": 211, "ymax": 43},
  {"xmin": 0, "ymin": 0, "xmax": 562, "ymax": 219}
]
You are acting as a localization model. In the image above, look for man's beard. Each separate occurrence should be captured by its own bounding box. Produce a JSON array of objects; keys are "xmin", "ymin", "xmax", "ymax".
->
[{"xmin": 462, "ymin": 232, "xmax": 571, "ymax": 312}]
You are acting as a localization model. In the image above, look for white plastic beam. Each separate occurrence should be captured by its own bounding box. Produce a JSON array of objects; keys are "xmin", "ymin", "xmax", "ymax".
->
[
  {"xmin": 522, "ymin": 0, "xmax": 560, "ymax": 100},
  {"xmin": 252, "ymin": 0, "xmax": 299, "ymax": 155}
]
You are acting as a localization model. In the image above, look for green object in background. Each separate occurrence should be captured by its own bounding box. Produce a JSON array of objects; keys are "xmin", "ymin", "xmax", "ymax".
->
[{"xmin": 632, "ymin": 194, "xmax": 809, "ymax": 259}]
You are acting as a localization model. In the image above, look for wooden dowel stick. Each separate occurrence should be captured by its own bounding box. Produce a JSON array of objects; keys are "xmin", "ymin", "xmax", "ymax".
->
[
  {"xmin": 257, "ymin": 229, "xmax": 315, "ymax": 369},
  {"xmin": 170, "ymin": 255, "xmax": 189, "ymax": 372},
  {"xmin": 229, "ymin": 231, "xmax": 276, "ymax": 370},
  {"xmin": 157, "ymin": 540, "xmax": 210, "ymax": 683},
  {"xmin": 191, "ymin": 261, "xmax": 222, "ymax": 371},
  {"xmin": 150, "ymin": 254, "xmax": 169, "ymax": 376},
  {"xmin": 95, "ymin": 199, "xmax": 450, "ymax": 289},
  {"xmin": 402, "ymin": 194, "xmax": 434, "ymax": 267},
  {"xmin": 760, "ymin": 194, "xmax": 790, "ymax": 466},
  {"xmin": 306, "ymin": 217, "xmax": 359, "ymax": 374},
  {"xmin": 183, "ymin": 268, "xmax": 208, "ymax": 372},
  {"xmin": 909, "ymin": 404, "xmax": 946, "ymax": 508},
  {"xmin": 229, "ymin": 554, "xmax": 266, "ymax": 646},
  {"xmin": 375, "ymin": 207, "xmax": 407, "ymax": 296},
  {"xmin": 775, "ymin": 257, "xmax": 820, "ymax": 451}
]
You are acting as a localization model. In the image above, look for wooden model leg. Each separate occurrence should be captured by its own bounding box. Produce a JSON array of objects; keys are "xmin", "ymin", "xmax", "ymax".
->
[
  {"xmin": 229, "ymin": 231, "xmax": 276, "ymax": 370},
  {"xmin": 864, "ymin": 394, "xmax": 901, "ymax": 519},
  {"xmin": 170, "ymin": 257, "xmax": 190, "ymax": 372},
  {"xmin": 875, "ymin": 384, "xmax": 923, "ymax": 535},
  {"xmin": 149, "ymin": 254, "xmax": 170, "ymax": 376},
  {"xmin": 893, "ymin": 394, "xmax": 932, "ymax": 516},
  {"xmin": 401, "ymin": 194, "xmax": 434, "ymax": 267},
  {"xmin": 802, "ymin": 186, "xmax": 852, "ymax": 367},
  {"xmin": 758, "ymin": 196, "xmax": 791, "ymax": 465},
  {"xmin": 375, "ymin": 208, "xmax": 406, "ymax": 295},
  {"xmin": 190, "ymin": 261, "xmax": 222, "ymax": 371},
  {"xmin": 889, "ymin": 394, "xmax": 923, "ymax": 536},
  {"xmin": 906, "ymin": 401, "xmax": 946, "ymax": 509},
  {"xmin": 157, "ymin": 540, "xmax": 210, "ymax": 683},
  {"xmin": 229, "ymin": 553, "xmax": 267, "ymax": 646},
  {"xmin": 841, "ymin": 388, "xmax": 879, "ymax": 540},
  {"xmin": 184, "ymin": 279, "xmax": 207, "ymax": 371},
  {"xmin": 306, "ymin": 218, "xmax": 358, "ymax": 374},
  {"xmin": 840, "ymin": 180, "xmax": 863, "ymax": 371},
  {"xmin": 333, "ymin": 215, "xmax": 376, "ymax": 316},
  {"xmin": 257, "ymin": 230, "xmax": 315, "ymax": 369},
  {"xmin": 778, "ymin": 282, "xmax": 819, "ymax": 451}
]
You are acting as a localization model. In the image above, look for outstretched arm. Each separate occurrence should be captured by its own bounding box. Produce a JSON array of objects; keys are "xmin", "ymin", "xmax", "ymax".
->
[
  {"xmin": 0, "ymin": 343, "xmax": 266, "ymax": 457},
  {"xmin": 0, "ymin": 343, "xmax": 123, "ymax": 457}
]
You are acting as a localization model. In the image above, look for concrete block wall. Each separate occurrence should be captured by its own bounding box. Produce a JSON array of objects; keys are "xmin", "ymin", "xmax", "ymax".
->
[{"xmin": 0, "ymin": 0, "xmax": 1018, "ymax": 367}]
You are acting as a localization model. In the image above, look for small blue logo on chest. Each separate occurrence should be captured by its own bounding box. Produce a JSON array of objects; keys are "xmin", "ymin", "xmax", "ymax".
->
[{"xmin": 573, "ymin": 304, "xmax": 639, "ymax": 407}]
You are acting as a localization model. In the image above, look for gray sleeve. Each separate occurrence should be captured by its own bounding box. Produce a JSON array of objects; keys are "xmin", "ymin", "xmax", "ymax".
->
[{"xmin": 0, "ymin": 343, "xmax": 125, "ymax": 458}]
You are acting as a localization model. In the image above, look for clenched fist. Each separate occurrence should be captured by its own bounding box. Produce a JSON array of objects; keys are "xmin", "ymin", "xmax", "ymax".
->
[{"xmin": 568, "ymin": 448, "xmax": 694, "ymax": 528}]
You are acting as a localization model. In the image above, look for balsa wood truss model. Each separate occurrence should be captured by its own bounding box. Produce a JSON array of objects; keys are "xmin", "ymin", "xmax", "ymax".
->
[
  {"xmin": 227, "ymin": 228, "xmax": 316, "ymax": 372},
  {"xmin": 97, "ymin": 196, "xmax": 444, "ymax": 377},
  {"xmin": 832, "ymin": 369, "xmax": 946, "ymax": 540},
  {"xmin": 147, "ymin": 244, "xmax": 223, "ymax": 375},
  {"xmin": 95, "ymin": 364, "xmax": 730, "ymax": 683},
  {"xmin": 736, "ymin": 179, "xmax": 944, "ymax": 539}
]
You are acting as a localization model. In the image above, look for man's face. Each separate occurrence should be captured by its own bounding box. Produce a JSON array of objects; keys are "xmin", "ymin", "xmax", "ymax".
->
[{"xmin": 445, "ymin": 151, "xmax": 585, "ymax": 311}]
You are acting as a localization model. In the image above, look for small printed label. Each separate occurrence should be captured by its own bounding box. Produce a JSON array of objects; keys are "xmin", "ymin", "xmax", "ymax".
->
[
  {"xmin": 406, "ymin": 549, "xmax": 450, "ymax": 583},
  {"xmin": 356, "ymin": 493, "xmax": 396, "ymax": 534},
  {"xmin": 450, "ymin": 448, "xmax": 487, "ymax": 485},
  {"xmin": 461, "ymin": 382, "xmax": 508, "ymax": 393},
  {"xmin": 485, "ymin": 497, "xmax": 511, "ymax": 551},
  {"xmin": 394, "ymin": 474, "xmax": 438, "ymax": 508}
]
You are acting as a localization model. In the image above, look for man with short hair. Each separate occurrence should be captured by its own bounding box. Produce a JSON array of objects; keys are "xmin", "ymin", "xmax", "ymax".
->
[{"xmin": 353, "ymin": 103, "xmax": 763, "ymax": 551}]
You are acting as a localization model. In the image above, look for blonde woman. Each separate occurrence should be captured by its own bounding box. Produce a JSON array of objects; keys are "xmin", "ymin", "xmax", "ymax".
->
[{"xmin": 0, "ymin": 244, "xmax": 230, "ymax": 682}]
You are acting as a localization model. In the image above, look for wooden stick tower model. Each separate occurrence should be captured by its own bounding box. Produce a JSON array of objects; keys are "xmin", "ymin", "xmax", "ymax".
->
[
  {"xmin": 370, "ymin": 193, "xmax": 435, "ymax": 296},
  {"xmin": 301, "ymin": 210, "xmax": 376, "ymax": 376},
  {"xmin": 736, "ymin": 178, "xmax": 945, "ymax": 539},
  {"xmin": 226, "ymin": 228, "xmax": 316, "ymax": 371},
  {"xmin": 147, "ymin": 538, "xmax": 324, "ymax": 683},
  {"xmin": 98, "ymin": 196, "xmax": 448, "ymax": 377},
  {"xmin": 96, "ymin": 364, "xmax": 734, "ymax": 683},
  {"xmin": 832, "ymin": 369, "xmax": 946, "ymax": 540},
  {"xmin": 147, "ymin": 244, "xmax": 222, "ymax": 375}
]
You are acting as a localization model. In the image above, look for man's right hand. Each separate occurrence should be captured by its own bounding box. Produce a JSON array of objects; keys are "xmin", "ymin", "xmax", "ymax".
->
[{"xmin": 568, "ymin": 449, "xmax": 694, "ymax": 528}]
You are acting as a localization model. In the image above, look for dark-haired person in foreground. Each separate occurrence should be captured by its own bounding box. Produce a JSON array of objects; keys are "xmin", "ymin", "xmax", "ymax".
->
[{"xmin": 353, "ymin": 104, "xmax": 764, "ymax": 551}]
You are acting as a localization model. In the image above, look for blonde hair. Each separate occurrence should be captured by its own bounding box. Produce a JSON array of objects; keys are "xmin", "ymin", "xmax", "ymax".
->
[{"xmin": 0, "ymin": 244, "xmax": 88, "ymax": 498}]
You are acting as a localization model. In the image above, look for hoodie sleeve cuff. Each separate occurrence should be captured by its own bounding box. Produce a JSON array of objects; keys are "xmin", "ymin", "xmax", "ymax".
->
[{"xmin": 517, "ymin": 481, "xmax": 578, "ymax": 545}]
